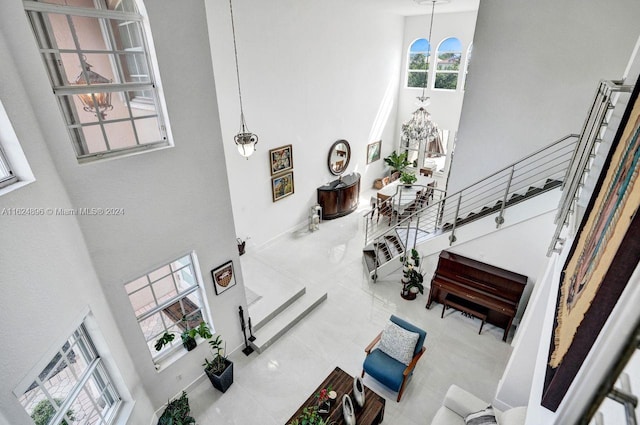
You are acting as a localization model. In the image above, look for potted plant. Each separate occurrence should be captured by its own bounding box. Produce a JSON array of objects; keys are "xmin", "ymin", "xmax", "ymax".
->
[
  {"xmin": 154, "ymin": 319, "xmax": 212, "ymax": 352},
  {"xmin": 203, "ymin": 335, "xmax": 234, "ymax": 393},
  {"xmin": 399, "ymin": 171, "xmax": 417, "ymax": 186},
  {"xmin": 400, "ymin": 249, "xmax": 424, "ymax": 300},
  {"xmin": 383, "ymin": 150, "xmax": 410, "ymax": 175},
  {"xmin": 158, "ymin": 391, "xmax": 195, "ymax": 425}
]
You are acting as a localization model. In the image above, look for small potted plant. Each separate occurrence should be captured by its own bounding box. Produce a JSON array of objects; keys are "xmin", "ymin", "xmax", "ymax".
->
[
  {"xmin": 158, "ymin": 391, "xmax": 195, "ymax": 425},
  {"xmin": 400, "ymin": 249, "xmax": 424, "ymax": 300},
  {"xmin": 399, "ymin": 171, "xmax": 417, "ymax": 187},
  {"xmin": 154, "ymin": 319, "xmax": 212, "ymax": 352},
  {"xmin": 203, "ymin": 335, "xmax": 234, "ymax": 393}
]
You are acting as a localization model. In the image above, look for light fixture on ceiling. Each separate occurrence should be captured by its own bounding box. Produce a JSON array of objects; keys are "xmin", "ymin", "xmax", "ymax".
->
[
  {"xmin": 401, "ymin": 0, "xmax": 444, "ymax": 158},
  {"xmin": 229, "ymin": 0, "xmax": 258, "ymax": 158},
  {"xmin": 74, "ymin": 57, "xmax": 113, "ymax": 119}
]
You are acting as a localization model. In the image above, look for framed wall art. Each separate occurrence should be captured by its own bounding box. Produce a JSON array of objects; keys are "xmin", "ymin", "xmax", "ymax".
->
[
  {"xmin": 269, "ymin": 144, "xmax": 293, "ymax": 176},
  {"xmin": 211, "ymin": 260, "xmax": 236, "ymax": 295},
  {"xmin": 271, "ymin": 171, "xmax": 294, "ymax": 202},
  {"xmin": 542, "ymin": 77, "xmax": 640, "ymax": 411},
  {"xmin": 367, "ymin": 140, "xmax": 381, "ymax": 164}
]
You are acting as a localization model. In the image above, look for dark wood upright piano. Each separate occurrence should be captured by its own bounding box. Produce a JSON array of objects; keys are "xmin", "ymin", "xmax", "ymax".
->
[{"xmin": 426, "ymin": 250, "xmax": 527, "ymax": 341}]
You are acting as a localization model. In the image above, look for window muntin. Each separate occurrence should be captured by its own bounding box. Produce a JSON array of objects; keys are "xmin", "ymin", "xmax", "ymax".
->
[
  {"xmin": 407, "ymin": 38, "xmax": 431, "ymax": 88},
  {"xmin": 125, "ymin": 253, "xmax": 212, "ymax": 361},
  {"xmin": 434, "ymin": 37, "xmax": 462, "ymax": 90},
  {"xmin": 18, "ymin": 323, "xmax": 121, "ymax": 425},
  {"xmin": 24, "ymin": 0, "xmax": 169, "ymax": 162},
  {"xmin": 0, "ymin": 146, "xmax": 17, "ymax": 189}
]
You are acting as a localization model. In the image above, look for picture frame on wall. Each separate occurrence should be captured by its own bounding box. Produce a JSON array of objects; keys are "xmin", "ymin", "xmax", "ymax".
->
[
  {"xmin": 541, "ymin": 76, "xmax": 640, "ymax": 411},
  {"xmin": 269, "ymin": 144, "xmax": 293, "ymax": 176},
  {"xmin": 366, "ymin": 140, "xmax": 381, "ymax": 164},
  {"xmin": 271, "ymin": 171, "xmax": 294, "ymax": 202},
  {"xmin": 211, "ymin": 260, "xmax": 236, "ymax": 295}
]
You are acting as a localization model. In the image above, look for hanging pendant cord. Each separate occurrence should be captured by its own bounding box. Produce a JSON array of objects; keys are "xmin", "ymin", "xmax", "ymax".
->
[
  {"xmin": 419, "ymin": 0, "xmax": 436, "ymax": 101},
  {"xmin": 229, "ymin": 0, "xmax": 247, "ymax": 129}
]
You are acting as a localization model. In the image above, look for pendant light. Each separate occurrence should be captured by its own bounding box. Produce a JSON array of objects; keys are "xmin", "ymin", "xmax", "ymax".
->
[{"xmin": 229, "ymin": 0, "xmax": 258, "ymax": 158}]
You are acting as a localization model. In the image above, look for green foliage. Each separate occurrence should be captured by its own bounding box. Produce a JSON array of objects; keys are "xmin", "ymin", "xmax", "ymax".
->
[
  {"xmin": 288, "ymin": 406, "xmax": 335, "ymax": 425},
  {"xmin": 158, "ymin": 391, "xmax": 195, "ymax": 425},
  {"xmin": 30, "ymin": 398, "xmax": 75, "ymax": 425},
  {"xmin": 203, "ymin": 335, "xmax": 228, "ymax": 375},
  {"xmin": 155, "ymin": 319, "xmax": 212, "ymax": 352},
  {"xmin": 399, "ymin": 172, "xmax": 417, "ymax": 185},
  {"xmin": 435, "ymin": 73, "xmax": 458, "ymax": 90},
  {"xmin": 408, "ymin": 71, "xmax": 428, "ymax": 88},
  {"xmin": 401, "ymin": 249, "xmax": 424, "ymax": 294},
  {"xmin": 383, "ymin": 151, "xmax": 410, "ymax": 173}
]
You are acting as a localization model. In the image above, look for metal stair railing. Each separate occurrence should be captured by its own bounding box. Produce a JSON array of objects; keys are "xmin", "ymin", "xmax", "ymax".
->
[
  {"xmin": 364, "ymin": 133, "xmax": 579, "ymax": 280},
  {"xmin": 547, "ymin": 80, "xmax": 634, "ymax": 255}
]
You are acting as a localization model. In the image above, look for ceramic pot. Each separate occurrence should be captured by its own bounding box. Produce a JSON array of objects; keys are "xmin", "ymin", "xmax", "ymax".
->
[
  {"xmin": 353, "ymin": 376, "xmax": 365, "ymax": 408},
  {"xmin": 342, "ymin": 394, "xmax": 356, "ymax": 425}
]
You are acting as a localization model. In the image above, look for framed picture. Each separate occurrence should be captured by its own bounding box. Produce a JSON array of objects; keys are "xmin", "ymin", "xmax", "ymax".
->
[
  {"xmin": 367, "ymin": 140, "xmax": 381, "ymax": 164},
  {"xmin": 271, "ymin": 171, "xmax": 294, "ymax": 202},
  {"xmin": 541, "ymin": 76, "xmax": 640, "ymax": 411},
  {"xmin": 211, "ymin": 261, "xmax": 236, "ymax": 295},
  {"xmin": 269, "ymin": 144, "xmax": 293, "ymax": 176}
]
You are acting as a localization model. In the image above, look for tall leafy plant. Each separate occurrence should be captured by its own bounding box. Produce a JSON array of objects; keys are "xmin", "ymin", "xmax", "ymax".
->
[{"xmin": 383, "ymin": 150, "xmax": 410, "ymax": 174}]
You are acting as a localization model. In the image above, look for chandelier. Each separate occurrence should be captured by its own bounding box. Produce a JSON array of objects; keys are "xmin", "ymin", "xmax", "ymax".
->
[
  {"xmin": 229, "ymin": 0, "xmax": 258, "ymax": 158},
  {"xmin": 74, "ymin": 58, "xmax": 112, "ymax": 120},
  {"xmin": 401, "ymin": 0, "xmax": 444, "ymax": 158}
]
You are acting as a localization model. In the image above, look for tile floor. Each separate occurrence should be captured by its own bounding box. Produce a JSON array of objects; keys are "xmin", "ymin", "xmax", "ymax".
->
[{"xmin": 188, "ymin": 191, "xmax": 513, "ymax": 424}]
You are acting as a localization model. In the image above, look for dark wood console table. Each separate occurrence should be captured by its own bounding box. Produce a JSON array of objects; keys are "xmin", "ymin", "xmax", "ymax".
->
[
  {"xmin": 285, "ymin": 367, "xmax": 385, "ymax": 425},
  {"xmin": 427, "ymin": 250, "xmax": 527, "ymax": 341},
  {"xmin": 317, "ymin": 172, "xmax": 360, "ymax": 220}
]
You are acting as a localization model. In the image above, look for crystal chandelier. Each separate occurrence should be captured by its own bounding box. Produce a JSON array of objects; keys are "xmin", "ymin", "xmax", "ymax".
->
[
  {"xmin": 401, "ymin": 0, "xmax": 444, "ymax": 158},
  {"xmin": 229, "ymin": 0, "xmax": 258, "ymax": 158}
]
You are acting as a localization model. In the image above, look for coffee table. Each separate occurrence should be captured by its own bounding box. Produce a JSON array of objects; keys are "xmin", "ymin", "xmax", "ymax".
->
[{"xmin": 285, "ymin": 366, "xmax": 385, "ymax": 424}]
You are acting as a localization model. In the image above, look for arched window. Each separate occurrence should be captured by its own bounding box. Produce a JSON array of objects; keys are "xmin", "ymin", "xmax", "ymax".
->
[
  {"xmin": 407, "ymin": 38, "xmax": 430, "ymax": 88},
  {"xmin": 434, "ymin": 37, "xmax": 462, "ymax": 90}
]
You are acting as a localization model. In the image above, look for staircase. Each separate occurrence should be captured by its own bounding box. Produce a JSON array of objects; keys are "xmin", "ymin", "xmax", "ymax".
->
[{"xmin": 364, "ymin": 79, "xmax": 632, "ymax": 282}]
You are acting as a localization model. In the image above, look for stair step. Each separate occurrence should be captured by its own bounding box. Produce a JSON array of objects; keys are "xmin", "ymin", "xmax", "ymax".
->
[
  {"xmin": 248, "ymin": 288, "xmax": 327, "ymax": 353},
  {"xmin": 363, "ymin": 249, "xmax": 377, "ymax": 272},
  {"xmin": 253, "ymin": 287, "xmax": 306, "ymax": 332}
]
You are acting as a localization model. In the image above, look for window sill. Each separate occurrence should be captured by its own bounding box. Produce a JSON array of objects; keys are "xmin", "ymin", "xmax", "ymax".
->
[
  {"xmin": 0, "ymin": 179, "xmax": 35, "ymax": 198},
  {"xmin": 153, "ymin": 338, "xmax": 206, "ymax": 373}
]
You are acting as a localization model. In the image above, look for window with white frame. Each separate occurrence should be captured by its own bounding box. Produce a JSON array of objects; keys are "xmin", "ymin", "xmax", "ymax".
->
[
  {"xmin": 434, "ymin": 37, "xmax": 462, "ymax": 90},
  {"xmin": 0, "ymin": 145, "xmax": 17, "ymax": 189},
  {"xmin": 125, "ymin": 253, "xmax": 212, "ymax": 362},
  {"xmin": 407, "ymin": 38, "xmax": 431, "ymax": 88},
  {"xmin": 17, "ymin": 323, "xmax": 121, "ymax": 425},
  {"xmin": 23, "ymin": 0, "xmax": 170, "ymax": 163}
]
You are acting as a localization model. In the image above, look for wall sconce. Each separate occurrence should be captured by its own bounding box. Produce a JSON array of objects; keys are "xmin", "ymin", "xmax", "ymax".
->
[{"xmin": 74, "ymin": 59, "xmax": 112, "ymax": 119}]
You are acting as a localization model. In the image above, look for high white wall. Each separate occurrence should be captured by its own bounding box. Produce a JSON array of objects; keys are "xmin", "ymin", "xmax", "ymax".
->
[
  {"xmin": 449, "ymin": 0, "xmax": 640, "ymax": 194},
  {"xmin": 205, "ymin": 0, "xmax": 404, "ymax": 247},
  {"xmin": 0, "ymin": 0, "xmax": 244, "ymax": 421},
  {"xmin": 396, "ymin": 10, "xmax": 478, "ymax": 176}
]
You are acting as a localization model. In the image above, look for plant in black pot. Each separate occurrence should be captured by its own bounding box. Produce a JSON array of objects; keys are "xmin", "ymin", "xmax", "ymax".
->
[
  {"xmin": 399, "ymin": 171, "xmax": 417, "ymax": 187},
  {"xmin": 203, "ymin": 335, "xmax": 234, "ymax": 393},
  {"xmin": 154, "ymin": 319, "xmax": 213, "ymax": 353},
  {"xmin": 400, "ymin": 248, "xmax": 424, "ymax": 300},
  {"xmin": 158, "ymin": 391, "xmax": 195, "ymax": 425}
]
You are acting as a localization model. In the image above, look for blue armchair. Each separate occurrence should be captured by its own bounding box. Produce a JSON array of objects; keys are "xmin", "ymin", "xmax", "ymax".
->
[{"xmin": 361, "ymin": 315, "xmax": 427, "ymax": 402}]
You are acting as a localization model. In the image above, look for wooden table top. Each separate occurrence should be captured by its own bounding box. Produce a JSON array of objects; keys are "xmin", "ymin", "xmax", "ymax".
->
[{"xmin": 285, "ymin": 367, "xmax": 385, "ymax": 425}]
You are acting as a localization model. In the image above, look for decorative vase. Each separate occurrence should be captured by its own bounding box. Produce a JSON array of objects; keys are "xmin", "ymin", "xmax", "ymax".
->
[
  {"xmin": 182, "ymin": 336, "xmax": 197, "ymax": 351},
  {"xmin": 318, "ymin": 400, "xmax": 331, "ymax": 414},
  {"xmin": 342, "ymin": 394, "xmax": 356, "ymax": 425},
  {"xmin": 353, "ymin": 376, "xmax": 365, "ymax": 408}
]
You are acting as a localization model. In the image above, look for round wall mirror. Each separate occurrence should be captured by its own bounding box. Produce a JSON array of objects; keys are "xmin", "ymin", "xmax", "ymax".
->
[{"xmin": 328, "ymin": 140, "xmax": 351, "ymax": 175}]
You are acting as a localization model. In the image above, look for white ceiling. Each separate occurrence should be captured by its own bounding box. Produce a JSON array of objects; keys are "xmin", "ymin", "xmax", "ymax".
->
[{"xmin": 363, "ymin": 0, "xmax": 480, "ymax": 16}]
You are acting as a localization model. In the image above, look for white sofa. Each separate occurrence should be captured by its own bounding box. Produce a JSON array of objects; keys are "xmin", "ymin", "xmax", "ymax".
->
[{"xmin": 430, "ymin": 385, "xmax": 527, "ymax": 425}]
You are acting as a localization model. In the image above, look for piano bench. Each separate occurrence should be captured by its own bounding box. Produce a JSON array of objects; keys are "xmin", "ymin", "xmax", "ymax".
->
[{"xmin": 441, "ymin": 294, "xmax": 489, "ymax": 335}]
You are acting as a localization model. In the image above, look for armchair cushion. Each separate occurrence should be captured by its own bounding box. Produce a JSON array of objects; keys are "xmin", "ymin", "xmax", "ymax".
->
[
  {"xmin": 442, "ymin": 385, "xmax": 491, "ymax": 418},
  {"xmin": 362, "ymin": 348, "xmax": 406, "ymax": 392},
  {"xmin": 389, "ymin": 314, "xmax": 427, "ymax": 357},
  {"xmin": 379, "ymin": 321, "xmax": 419, "ymax": 365}
]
